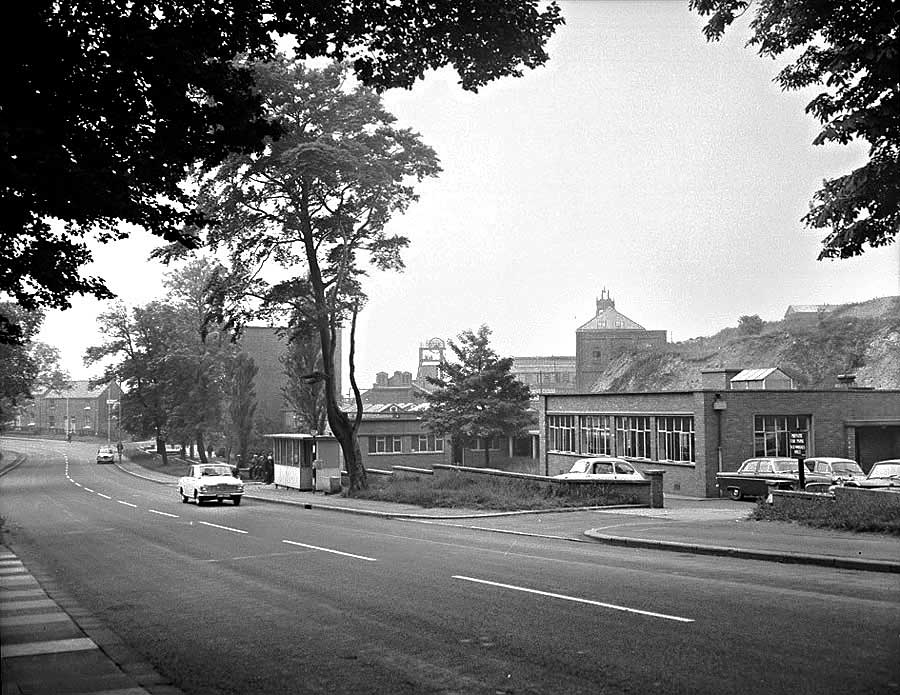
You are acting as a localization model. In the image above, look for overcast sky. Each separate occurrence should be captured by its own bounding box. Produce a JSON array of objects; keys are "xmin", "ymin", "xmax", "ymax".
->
[{"xmin": 39, "ymin": 0, "xmax": 900, "ymax": 393}]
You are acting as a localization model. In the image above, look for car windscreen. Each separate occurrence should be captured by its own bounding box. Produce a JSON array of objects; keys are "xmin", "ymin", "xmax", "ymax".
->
[
  {"xmin": 832, "ymin": 462, "xmax": 863, "ymax": 475},
  {"xmin": 870, "ymin": 464, "xmax": 900, "ymax": 478},
  {"xmin": 201, "ymin": 466, "xmax": 233, "ymax": 476}
]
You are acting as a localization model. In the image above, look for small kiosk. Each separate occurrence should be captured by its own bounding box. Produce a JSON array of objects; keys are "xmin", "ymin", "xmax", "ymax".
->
[{"xmin": 265, "ymin": 433, "xmax": 343, "ymax": 492}]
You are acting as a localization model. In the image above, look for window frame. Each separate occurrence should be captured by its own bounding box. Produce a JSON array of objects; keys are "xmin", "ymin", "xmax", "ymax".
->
[
  {"xmin": 615, "ymin": 415, "xmax": 651, "ymax": 460},
  {"xmin": 656, "ymin": 416, "xmax": 695, "ymax": 463}
]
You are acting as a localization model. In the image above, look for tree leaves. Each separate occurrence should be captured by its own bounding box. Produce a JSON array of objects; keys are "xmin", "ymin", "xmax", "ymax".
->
[{"xmin": 690, "ymin": 0, "xmax": 900, "ymax": 258}]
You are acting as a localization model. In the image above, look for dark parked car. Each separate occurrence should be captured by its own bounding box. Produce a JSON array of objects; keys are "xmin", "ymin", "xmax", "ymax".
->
[
  {"xmin": 841, "ymin": 459, "xmax": 900, "ymax": 490},
  {"xmin": 716, "ymin": 457, "xmax": 809, "ymax": 501}
]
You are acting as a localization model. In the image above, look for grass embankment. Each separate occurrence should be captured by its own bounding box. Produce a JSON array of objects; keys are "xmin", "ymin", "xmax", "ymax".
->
[
  {"xmin": 126, "ymin": 448, "xmax": 191, "ymax": 478},
  {"xmin": 752, "ymin": 499, "xmax": 900, "ymax": 536},
  {"xmin": 352, "ymin": 475, "xmax": 641, "ymax": 511}
]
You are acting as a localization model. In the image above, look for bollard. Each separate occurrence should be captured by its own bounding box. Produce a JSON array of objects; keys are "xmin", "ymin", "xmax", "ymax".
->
[{"xmin": 645, "ymin": 470, "xmax": 665, "ymax": 508}]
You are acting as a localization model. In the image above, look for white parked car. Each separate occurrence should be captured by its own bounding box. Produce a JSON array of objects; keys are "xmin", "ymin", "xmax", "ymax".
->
[
  {"xmin": 553, "ymin": 457, "xmax": 646, "ymax": 482},
  {"xmin": 179, "ymin": 464, "xmax": 244, "ymax": 505}
]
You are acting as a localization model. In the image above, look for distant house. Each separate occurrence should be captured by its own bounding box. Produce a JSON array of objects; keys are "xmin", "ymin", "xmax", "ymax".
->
[
  {"xmin": 511, "ymin": 356, "xmax": 576, "ymax": 396},
  {"xmin": 784, "ymin": 304, "xmax": 837, "ymax": 323},
  {"xmin": 18, "ymin": 380, "xmax": 123, "ymax": 438},
  {"xmin": 729, "ymin": 368, "xmax": 794, "ymax": 390}
]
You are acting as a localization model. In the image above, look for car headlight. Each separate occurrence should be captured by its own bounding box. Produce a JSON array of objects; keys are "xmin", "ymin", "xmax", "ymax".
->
[{"xmin": 198, "ymin": 486, "xmax": 209, "ymax": 493}]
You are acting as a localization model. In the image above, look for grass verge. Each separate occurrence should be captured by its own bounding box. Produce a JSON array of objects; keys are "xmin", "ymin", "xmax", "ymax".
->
[
  {"xmin": 352, "ymin": 474, "xmax": 642, "ymax": 511},
  {"xmin": 752, "ymin": 499, "xmax": 900, "ymax": 536}
]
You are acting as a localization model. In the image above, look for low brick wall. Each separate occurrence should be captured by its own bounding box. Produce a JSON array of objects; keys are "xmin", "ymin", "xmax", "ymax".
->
[
  {"xmin": 431, "ymin": 464, "xmax": 657, "ymax": 507},
  {"xmin": 772, "ymin": 487, "xmax": 900, "ymax": 513}
]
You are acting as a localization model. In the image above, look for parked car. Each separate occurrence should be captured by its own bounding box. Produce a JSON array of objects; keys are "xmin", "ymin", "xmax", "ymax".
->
[
  {"xmin": 803, "ymin": 457, "xmax": 865, "ymax": 487},
  {"xmin": 840, "ymin": 459, "xmax": 900, "ymax": 490},
  {"xmin": 553, "ymin": 457, "xmax": 647, "ymax": 482},
  {"xmin": 716, "ymin": 457, "xmax": 809, "ymax": 500},
  {"xmin": 178, "ymin": 464, "xmax": 244, "ymax": 505},
  {"xmin": 96, "ymin": 447, "xmax": 116, "ymax": 464}
]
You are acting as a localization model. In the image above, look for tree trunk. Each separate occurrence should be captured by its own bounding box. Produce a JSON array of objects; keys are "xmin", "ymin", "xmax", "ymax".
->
[
  {"xmin": 156, "ymin": 430, "xmax": 168, "ymax": 466},
  {"xmin": 484, "ymin": 444, "xmax": 490, "ymax": 469},
  {"xmin": 196, "ymin": 430, "xmax": 207, "ymax": 463}
]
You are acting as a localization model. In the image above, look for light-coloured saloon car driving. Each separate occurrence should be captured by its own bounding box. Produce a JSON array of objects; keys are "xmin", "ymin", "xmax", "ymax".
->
[
  {"xmin": 553, "ymin": 457, "xmax": 647, "ymax": 482},
  {"xmin": 179, "ymin": 464, "xmax": 244, "ymax": 505}
]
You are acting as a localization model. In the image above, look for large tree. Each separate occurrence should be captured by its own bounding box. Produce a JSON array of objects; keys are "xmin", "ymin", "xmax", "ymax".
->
[
  {"xmin": 199, "ymin": 59, "xmax": 441, "ymax": 492},
  {"xmin": 161, "ymin": 258, "xmax": 233, "ymax": 461},
  {"xmin": 690, "ymin": 0, "xmax": 899, "ymax": 259},
  {"xmin": 86, "ymin": 302, "xmax": 194, "ymax": 463},
  {"xmin": 2, "ymin": 1, "xmax": 563, "ymax": 324},
  {"xmin": 424, "ymin": 325, "xmax": 533, "ymax": 468},
  {"xmin": 0, "ymin": 302, "xmax": 54, "ymax": 423}
]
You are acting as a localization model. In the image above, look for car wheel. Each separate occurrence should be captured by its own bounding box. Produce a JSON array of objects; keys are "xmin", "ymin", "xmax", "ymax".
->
[
  {"xmin": 180, "ymin": 488, "xmax": 188, "ymax": 503},
  {"xmin": 729, "ymin": 487, "xmax": 743, "ymax": 501},
  {"xmin": 232, "ymin": 496, "xmax": 242, "ymax": 506}
]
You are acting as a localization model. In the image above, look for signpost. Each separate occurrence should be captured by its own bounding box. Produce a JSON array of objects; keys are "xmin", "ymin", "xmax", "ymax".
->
[{"xmin": 789, "ymin": 433, "xmax": 807, "ymax": 489}]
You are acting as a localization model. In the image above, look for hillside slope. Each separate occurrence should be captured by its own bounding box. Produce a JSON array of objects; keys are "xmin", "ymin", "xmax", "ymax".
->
[{"xmin": 591, "ymin": 296, "xmax": 900, "ymax": 392}]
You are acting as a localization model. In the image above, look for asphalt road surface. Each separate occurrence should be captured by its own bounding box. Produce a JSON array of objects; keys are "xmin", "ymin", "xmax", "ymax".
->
[{"xmin": 2, "ymin": 438, "xmax": 898, "ymax": 695}]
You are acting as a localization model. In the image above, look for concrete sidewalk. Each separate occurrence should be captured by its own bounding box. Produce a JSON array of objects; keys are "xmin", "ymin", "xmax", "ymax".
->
[
  {"xmin": 118, "ymin": 461, "xmax": 900, "ymax": 573},
  {"xmin": 0, "ymin": 545, "xmax": 184, "ymax": 695}
]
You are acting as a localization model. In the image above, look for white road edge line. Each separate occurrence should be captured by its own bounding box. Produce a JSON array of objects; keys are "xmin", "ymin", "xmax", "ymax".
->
[
  {"xmin": 148, "ymin": 509, "xmax": 179, "ymax": 518},
  {"xmin": 282, "ymin": 539, "xmax": 377, "ymax": 562},
  {"xmin": 97, "ymin": 493, "xmax": 111, "ymax": 499},
  {"xmin": 452, "ymin": 575, "xmax": 694, "ymax": 623},
  {"xmin": 199, "ymin": 521, "xmax": 248, "ymax": 534},
  {"xmin": 117, "ymin": 500, "xmax": 137, "ymax": 508}
]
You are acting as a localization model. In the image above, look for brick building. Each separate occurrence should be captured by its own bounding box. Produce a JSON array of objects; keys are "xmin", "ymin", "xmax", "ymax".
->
[
  {"xmin": 238, "ymin": 325, "xmax": 342, "ymax": 431},
  {"xmin": 17, "ymin": 381, "xmax": 123, "ymax": 439},
  {"xmin": 540, "ymin": 382, "xmax": 900, "ymax": 497},
  {"xmin": 575, "ymin": 290, "xmax": 667, "ymax": 391},
  {"xmin": 511, "ymin": 356, "xmax": 576, "ymax": 395}
]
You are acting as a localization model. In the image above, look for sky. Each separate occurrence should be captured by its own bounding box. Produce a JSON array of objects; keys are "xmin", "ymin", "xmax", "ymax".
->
[{"xmin": 38, "ymin": 0, "xmax": 900, "ymax": 394}]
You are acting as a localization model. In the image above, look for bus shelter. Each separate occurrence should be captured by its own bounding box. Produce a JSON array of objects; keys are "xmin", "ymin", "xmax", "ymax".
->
[{"xmin": 265, "ymin": 433, "xmax": 343, "ymax": 491}]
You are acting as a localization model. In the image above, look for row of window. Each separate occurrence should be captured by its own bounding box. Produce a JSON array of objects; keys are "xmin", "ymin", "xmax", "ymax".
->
[
  {"xmin": 366, "ymin": 434, "xmax": 504, "ymax": 455},
  {"xmin": 548, "ymin": 414, "xmax": 695, "ymax": 462},
  {"xmin": 369, "ymin": 434, "xmax": 445, "ymax": 455},
  {"xmin": 548, "ymin": 413, "xmax": 812, "ymax": 462}
]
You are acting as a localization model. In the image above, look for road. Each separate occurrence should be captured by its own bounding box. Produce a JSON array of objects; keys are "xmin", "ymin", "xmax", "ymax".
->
[{"xmin": 1, "ymin": 437, "xmax": 898, "ymax": 695}]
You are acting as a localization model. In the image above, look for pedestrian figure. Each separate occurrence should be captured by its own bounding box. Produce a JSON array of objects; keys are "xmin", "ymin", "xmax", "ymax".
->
[{"xmin": 266, "ymin": 453, "xmax": 274, "ymax": 484}]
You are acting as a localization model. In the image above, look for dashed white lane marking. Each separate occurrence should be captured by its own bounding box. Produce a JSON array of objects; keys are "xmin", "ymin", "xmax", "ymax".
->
[
  {"xmin": 97, "ymin": 493, "xmax": 111, "ymax": 499},
  {"xmin": 281, "ymin": 539, "xmax": 377, "ymax": 562},
  {"xmin": 73, "ymin": 482, "xmax": 82, "ymax": 487},
  {"xmin": 2, "ymin": 637, "xmax": 97, "ymax": 657},
  {"xmin": 149, "ymin": 509, "xmax": 179, "ymax": 518},
  {"xmin": 117, "ymin": 500, "xmax": 137, "ymax": 508},
  {"xmin": 83, "ymin": 487, "xmax": 95, "ymax": 493},
  {"xmin": 452, "ymin": 575, "xmax": 694, "ymax": 623},
  {"xmin": 198, "ymin": 521, "xmax": 248, "ymax": 534}
]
